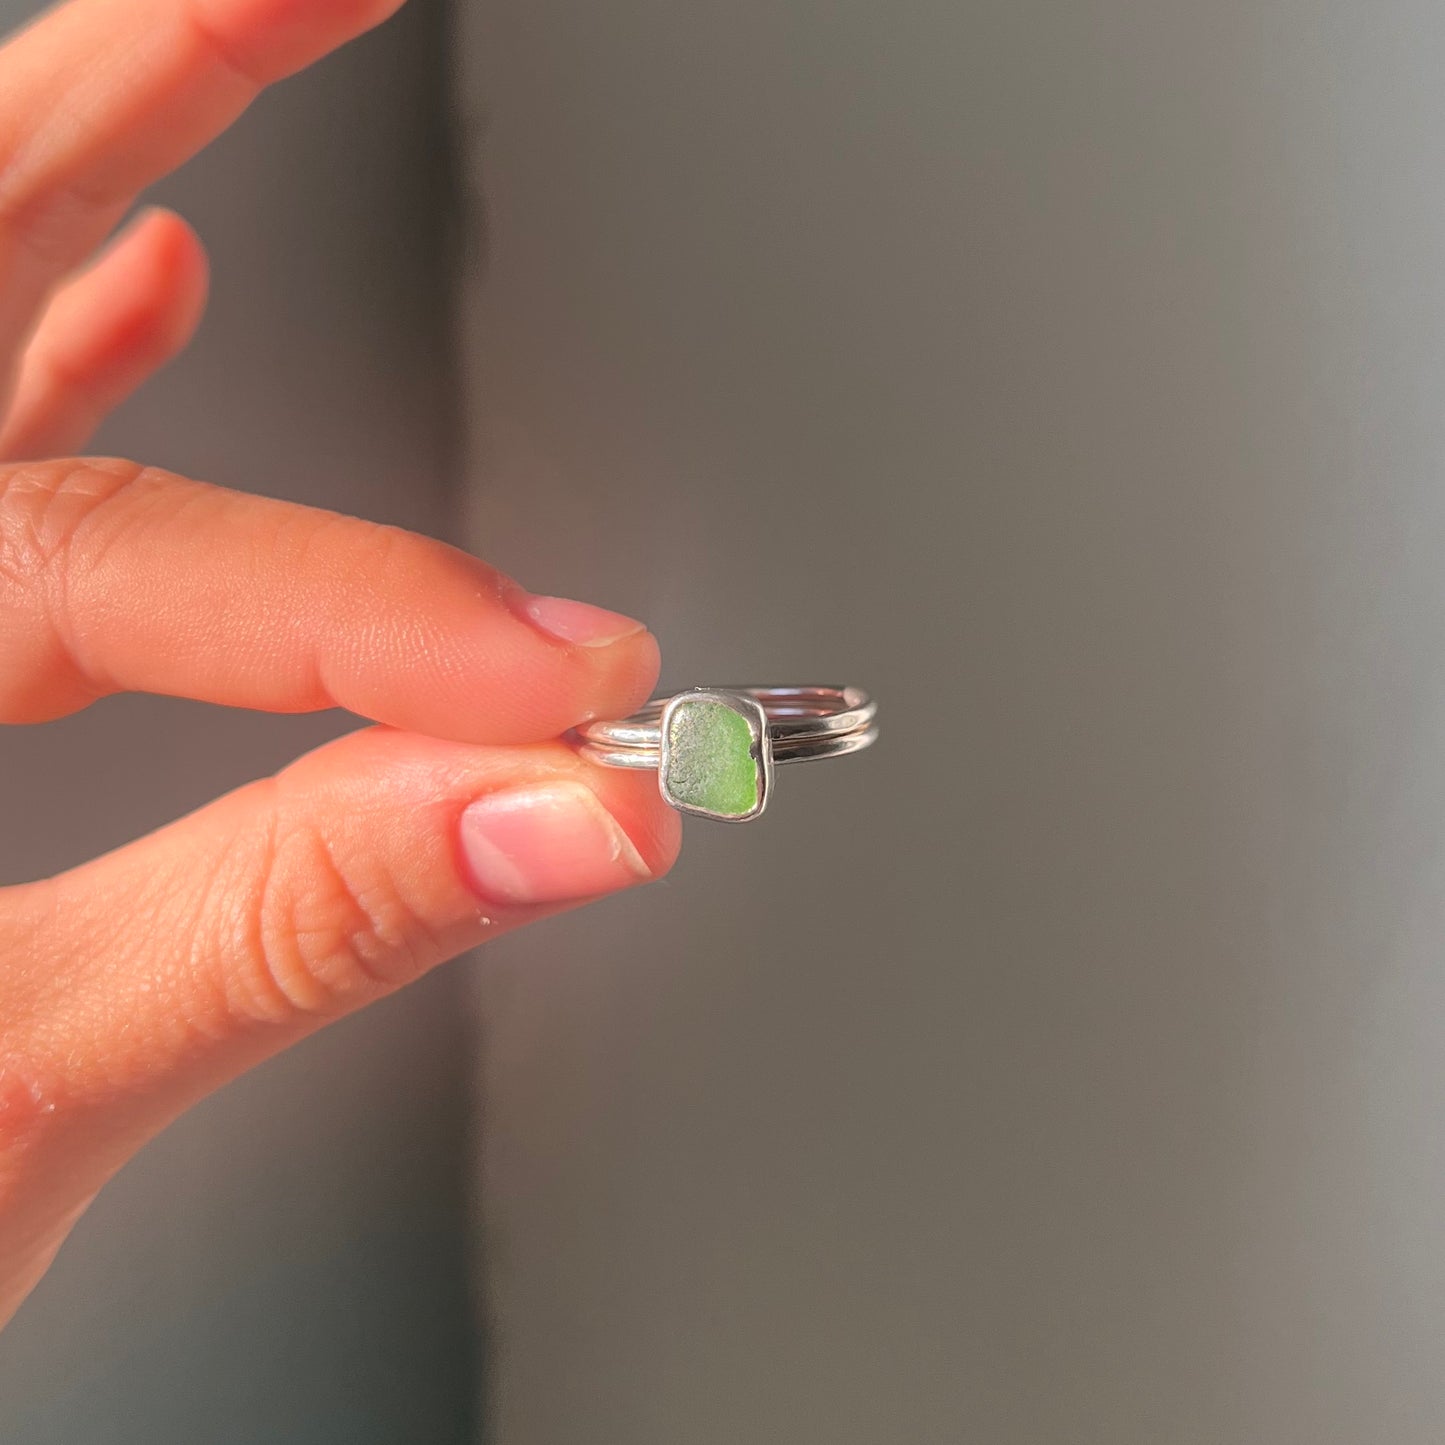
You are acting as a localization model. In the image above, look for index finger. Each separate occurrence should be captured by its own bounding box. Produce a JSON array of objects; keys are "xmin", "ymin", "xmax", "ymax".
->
[
  {"xmin": 0, "ymin": 0, "xmax": 405, "ymax": 358},
  {"xmin": 0, "ymin": 458, "xmax": 661, "ymax": 741}
]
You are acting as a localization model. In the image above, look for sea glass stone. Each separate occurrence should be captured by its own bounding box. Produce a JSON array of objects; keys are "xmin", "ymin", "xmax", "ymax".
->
[{"xmin": 661, "ymin": 694, "xmax": 764, "ymax": 819}]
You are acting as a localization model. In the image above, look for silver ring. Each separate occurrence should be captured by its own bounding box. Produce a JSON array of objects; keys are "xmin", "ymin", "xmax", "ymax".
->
[{"xmin": 575, "ymin": 686, "xmax": 878, "ymax": 822}]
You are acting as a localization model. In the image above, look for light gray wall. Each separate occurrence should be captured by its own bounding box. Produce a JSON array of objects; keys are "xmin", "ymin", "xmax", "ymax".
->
[
  {"xmin": 457, "ymin": 2, "xmax": 1445, "ymax": 1442},
  {"xmin": 0, "ymin": 3, "xmax": 475, "ymax": 1440}
]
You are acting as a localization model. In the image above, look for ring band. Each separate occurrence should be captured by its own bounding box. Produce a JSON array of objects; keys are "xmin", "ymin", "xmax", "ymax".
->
[{"xmin": 575, "ymin": 686, "xmax": 878, "ymax": 822}]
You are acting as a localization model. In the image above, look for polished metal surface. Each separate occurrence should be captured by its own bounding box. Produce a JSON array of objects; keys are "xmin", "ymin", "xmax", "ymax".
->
[
  {"xmin": 578, "ymin": 686, "xmax": 879, "ymax": 769},
  {"xmin": 577, "ymin": 686, "xmax": 877, "ymax": 822}
]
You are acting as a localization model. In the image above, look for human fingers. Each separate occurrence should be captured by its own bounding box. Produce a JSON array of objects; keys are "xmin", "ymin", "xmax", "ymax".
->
[
  {"xmin": 0, "ymin": 208, "xmax": 208, "ymax": 460},
  {"xmin": 0, "ymin": 0, "xmax": 406, "ymax": 387},
  {"xmin": 0, "ymin": 458, "xmax": 660, "ymax": 740},
  {"xmin": 0, "ymin": 725, "xmax": 682, "ymax": 1324}
]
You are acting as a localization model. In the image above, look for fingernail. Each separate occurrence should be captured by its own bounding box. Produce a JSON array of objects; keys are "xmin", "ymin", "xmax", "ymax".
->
[
  {"xmin": 459, "ymin": 781, "xmax": 652, "ymax": 905},
  {"xmin": 519, "ymin": 593, "xmax": 647, "ymax": 647}
]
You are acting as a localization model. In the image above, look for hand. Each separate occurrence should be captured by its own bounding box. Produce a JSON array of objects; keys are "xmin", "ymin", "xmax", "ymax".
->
[{"xmin": 0, "ymin": 0, "xmax": 680, "ymax": 1327}]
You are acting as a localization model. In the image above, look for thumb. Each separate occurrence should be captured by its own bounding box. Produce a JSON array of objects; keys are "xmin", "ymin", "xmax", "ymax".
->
[{"xmin": 0, "ymin": 726, "xmax": 680, "ymax": 1323}]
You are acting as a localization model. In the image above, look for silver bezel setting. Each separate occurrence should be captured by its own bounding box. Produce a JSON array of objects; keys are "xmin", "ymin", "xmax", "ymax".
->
[
  {"xmin": 574, "ymin": 685, "xmax": 876, "ymax": 823},
  {"xmin": 658, "ymin": 689, "xmax": 774, "ymax": 823}
]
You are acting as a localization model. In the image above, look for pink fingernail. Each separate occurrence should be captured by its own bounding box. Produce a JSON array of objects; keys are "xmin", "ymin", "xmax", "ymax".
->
[
  {"xmin": 459, "ymin": 782, "xmax": 652, "ymax": 906},
  {"xmin": 520, "ymin": 594, "xmax": 647, "ymax": 647}
]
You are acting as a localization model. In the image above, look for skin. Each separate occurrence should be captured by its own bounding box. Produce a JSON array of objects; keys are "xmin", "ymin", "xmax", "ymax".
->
[{"xmin": 0, "ymin": 0, "xmax": 682, "ymax": 1327}]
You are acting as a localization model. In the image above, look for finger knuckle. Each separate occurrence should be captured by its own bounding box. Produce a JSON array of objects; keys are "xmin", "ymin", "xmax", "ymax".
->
[
  {"xmin": 0, "ymin": 460, "xmax": 157, "ymax": 715},
  {"xmin": 233, "ymin": 808, "xmax": 433, "ymax": 1024},
  {"xmin": 0, "ymin": 458, "xmax": 147, "ymax": 589}
]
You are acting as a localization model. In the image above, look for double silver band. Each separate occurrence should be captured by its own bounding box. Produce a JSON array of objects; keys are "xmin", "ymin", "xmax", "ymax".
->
[{"xmin": 576, "ymin": 686, "xmax": 877, "ymax": 821}]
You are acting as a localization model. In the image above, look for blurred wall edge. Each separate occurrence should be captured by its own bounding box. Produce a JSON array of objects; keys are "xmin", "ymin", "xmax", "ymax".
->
[
  {"xmin": 0, "ymin": 2, "xmax": 476, "ymax": 1441},
  {"xmin": 459, "ymin": 3, "xmax": 1445, "ymax": 1443}
]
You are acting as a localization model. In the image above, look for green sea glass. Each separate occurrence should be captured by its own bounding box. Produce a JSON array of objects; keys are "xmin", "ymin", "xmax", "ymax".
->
[{"xmin": 662, "ymin": 696, "xmax": 762, "ymax": 818}]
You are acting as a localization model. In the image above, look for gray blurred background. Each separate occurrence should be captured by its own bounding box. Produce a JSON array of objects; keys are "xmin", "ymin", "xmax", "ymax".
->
[{"xmin": 12, "ymin": 0, "xmax": 1445, "ymax": 1441}]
